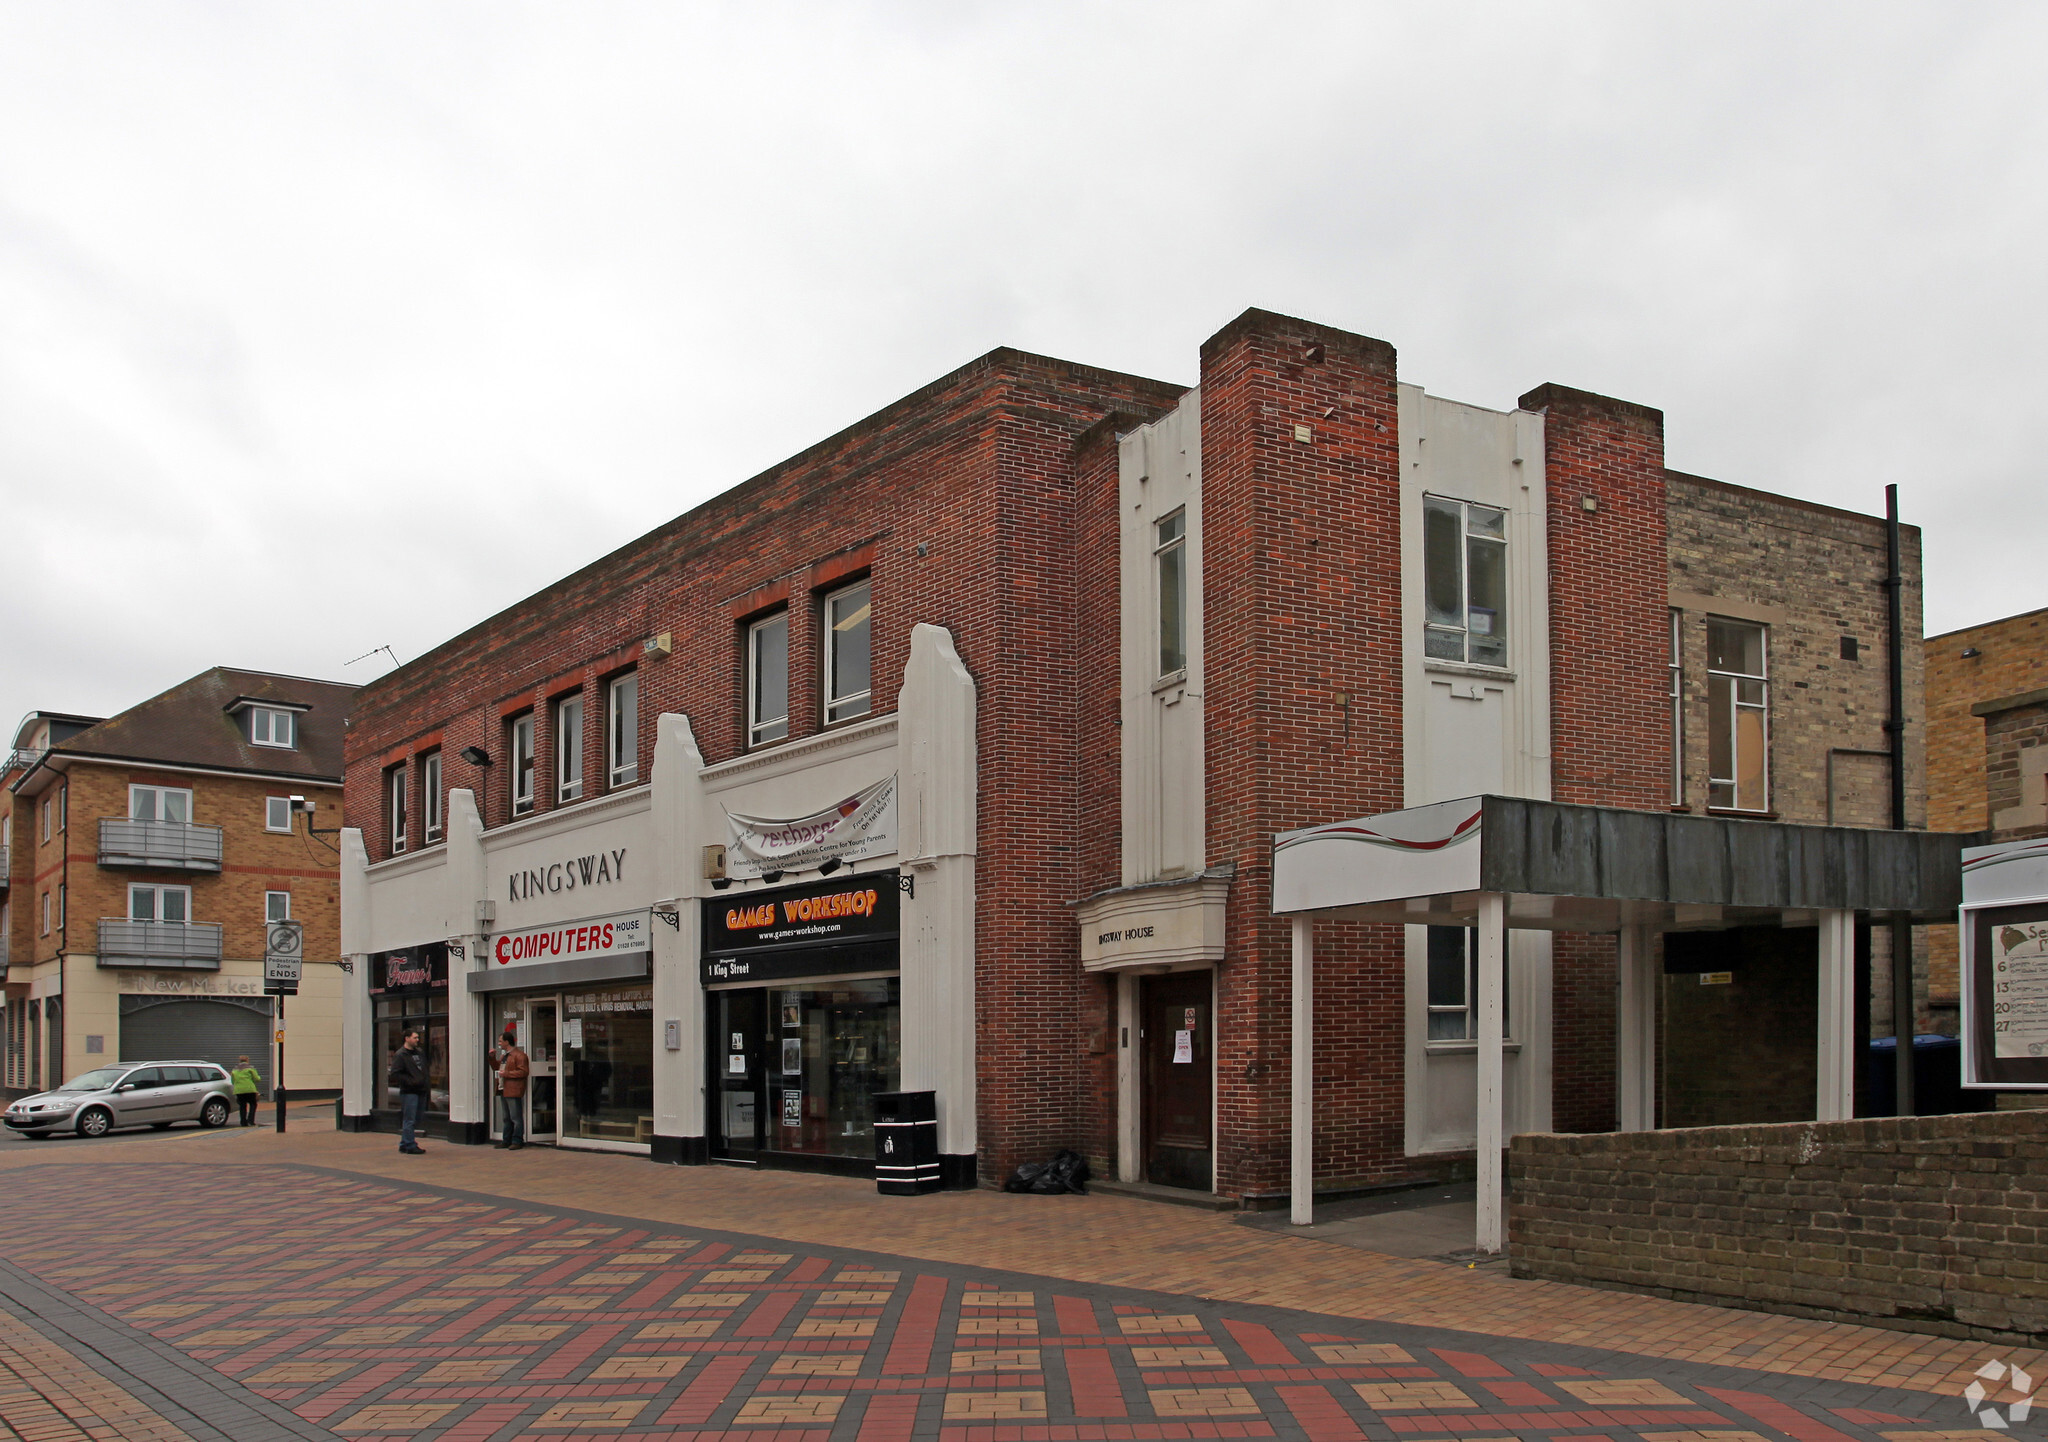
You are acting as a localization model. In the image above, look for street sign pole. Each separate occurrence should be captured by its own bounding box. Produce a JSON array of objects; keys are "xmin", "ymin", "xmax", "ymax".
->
[{"xmin": 264, "ymin": 921, "xmax": 304, "ymax": 1134}]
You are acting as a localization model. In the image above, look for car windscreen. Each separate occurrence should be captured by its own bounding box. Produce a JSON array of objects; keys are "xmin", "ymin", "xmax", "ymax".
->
[{"xmin": 56, "ymin": 1067, "xmax": 129, "ymax": 1092}]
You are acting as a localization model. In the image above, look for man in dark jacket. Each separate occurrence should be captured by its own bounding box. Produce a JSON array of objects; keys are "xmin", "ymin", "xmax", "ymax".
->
[{"xmin": 389, "ymin": 1030, "xmax": 429, "ymax": 1154}]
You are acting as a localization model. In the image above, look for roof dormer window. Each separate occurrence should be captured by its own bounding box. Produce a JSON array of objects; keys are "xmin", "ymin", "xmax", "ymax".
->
[{"xmin": 248, "ymin": 706, "xmax": 296, "ymax": 749}]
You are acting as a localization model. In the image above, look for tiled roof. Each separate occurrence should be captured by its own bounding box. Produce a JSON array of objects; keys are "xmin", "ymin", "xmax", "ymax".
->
[{"xmin": 51, "ymin": 668, "xmax": 355, "ymax": 781}]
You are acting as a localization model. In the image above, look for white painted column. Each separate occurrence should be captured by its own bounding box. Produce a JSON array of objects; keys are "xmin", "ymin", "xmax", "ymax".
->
[
  {"xmin": 337, "ymin": 827, "xmax": 374, "ymax": 1120},
  {"xmin": 1475, "ymin": 892, "xmax": 1507, "ymax": 1253},
  {"xmin": 444, "ymin": 791, "xmax": 488, "ymax": 1136},
  {"xmin": 1616, "ymin": 924, "xmax": 1657, "ymax": 1132},
  {"xmin": 1290, "ymin": 915, "xmax": 1314, "ymax": 1226},
  {"xmin": 1816, "ymin": 908, "xmax": 1856, "ymax": 1122},
  {"xmin": 651, "ymin": 714, "xmax": 710, "ymax": 1152},
  {"xmin": 1117, "ymin": 971, "xmax": 1140, "ymax": 1182}
]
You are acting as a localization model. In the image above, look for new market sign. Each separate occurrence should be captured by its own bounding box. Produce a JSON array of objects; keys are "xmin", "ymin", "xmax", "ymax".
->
[
  {"xmin": 701, "ymin": 871, "xmax": 899, "ymax": 984},
  {"xmin": 724, "ymin": 776, "xmax": 896, "ymax": 881}
]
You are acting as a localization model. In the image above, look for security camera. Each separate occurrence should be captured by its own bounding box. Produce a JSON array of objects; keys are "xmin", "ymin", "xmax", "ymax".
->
[{"xmin": 290, "ymin": 795, "xmax": 314, "ymax": 812}]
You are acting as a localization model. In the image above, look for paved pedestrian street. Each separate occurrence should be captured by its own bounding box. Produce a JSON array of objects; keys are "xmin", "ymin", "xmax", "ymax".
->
[{"xmin": 0, "ymin": 1122, "xmax": 2035, "ymax": 1442}]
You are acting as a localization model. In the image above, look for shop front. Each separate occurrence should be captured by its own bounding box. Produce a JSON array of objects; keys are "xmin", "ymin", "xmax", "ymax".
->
[
  {"xmin": 703, "ymin": 871, "xmax": 900, "ymax": 1176},
  {"xmin": 472, "ymin": 910, "xmax": 654, "ymax": 1152},
  {"xmin": 368, "ymin": 944, "xmax": 451, "ymax": 1128}
]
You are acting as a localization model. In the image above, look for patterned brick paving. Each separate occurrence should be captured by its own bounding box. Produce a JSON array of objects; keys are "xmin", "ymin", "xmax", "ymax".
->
[{"xmin": 0, "ymin": 1146, "xmax": 2028, "ymax": 1442}]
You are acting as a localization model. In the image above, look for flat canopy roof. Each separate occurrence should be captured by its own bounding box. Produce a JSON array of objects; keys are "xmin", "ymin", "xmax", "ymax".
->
[{"xmin": 1273, "ymin": 795, "xmax": 1966, "ymax": 931}]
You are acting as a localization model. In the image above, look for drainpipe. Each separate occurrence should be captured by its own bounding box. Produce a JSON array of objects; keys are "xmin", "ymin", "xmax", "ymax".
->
[{"xmin": 1884, "ymin": 485, "xmax": 1913, "ymax": 1116}]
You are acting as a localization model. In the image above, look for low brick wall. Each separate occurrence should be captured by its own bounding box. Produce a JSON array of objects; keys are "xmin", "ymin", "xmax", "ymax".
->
[{"xmin": 1509, "ymin": 1111, "xmax": 2048, "ymax": 1344}]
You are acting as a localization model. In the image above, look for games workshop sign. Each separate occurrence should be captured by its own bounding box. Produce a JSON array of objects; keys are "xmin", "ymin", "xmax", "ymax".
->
[{"xmin": 701, "ymin": 871, "xmax": 899, "ymax": 984}]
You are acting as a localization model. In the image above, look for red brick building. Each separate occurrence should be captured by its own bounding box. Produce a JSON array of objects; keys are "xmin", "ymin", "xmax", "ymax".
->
[{"xmin": 339, "ymin": 308, "xmax": 1923, "ymax": 1200}]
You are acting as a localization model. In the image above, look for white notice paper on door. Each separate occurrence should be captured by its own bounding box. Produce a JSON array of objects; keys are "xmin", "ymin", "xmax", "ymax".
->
[
  {"xmin": 1172, "ymin": 1029, "xmax": 1193, "ymax": 1063},
  {"xmin": 563, "ymin": 1018, "xmax": 584, "ymax": 1048}
]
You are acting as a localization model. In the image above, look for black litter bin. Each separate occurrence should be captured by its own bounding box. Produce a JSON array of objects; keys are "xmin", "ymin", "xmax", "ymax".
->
[{"xmin": 874, "ymin": 1090, "xmax": 939, "ymax": 1195}]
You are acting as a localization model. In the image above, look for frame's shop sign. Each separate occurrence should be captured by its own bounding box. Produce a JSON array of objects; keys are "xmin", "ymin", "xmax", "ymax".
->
[
  {"xmin": 492, "ymin": 911, "xmax": 649, "ymax": 971},
  {"xmin": 724, "ymin": 777, "xmax": 895, "ymax": 881},
  {"xmin": 701, "ymin": 871, "xmax": 899, "ymax": 984},
  {"xmin": 372, "ymin": 944, "xmax": 449, "ymax": 995}
]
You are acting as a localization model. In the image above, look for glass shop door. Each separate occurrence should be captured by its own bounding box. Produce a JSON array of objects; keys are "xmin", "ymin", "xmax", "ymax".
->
[
  {"xmin": 526, "ymin": 1000, "xmax": 559, "ymax": 1144},
  {"xmin": 713, "ymin": 990, "xmax": 763, "ymax": 1160}
]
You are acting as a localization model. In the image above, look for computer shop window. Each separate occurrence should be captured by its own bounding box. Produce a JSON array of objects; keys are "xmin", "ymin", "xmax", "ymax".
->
[
  {"xmin": 509, "ymin": 713, "xmax": 536, "ymax": 816},
  {"xmin": 1156, "ymin": 509, "xmax": 1187, "ymax": 677},
  {"xmin": 1707, "ymin": 618, "xmax": 1769, "ymax": 812},
  {"xmin": 556, "ymin": 692, "xmax": 584, "ymax": 803},
  {"xmin": 421, "ymin": 750, "xmax": 443, "ymax": 843},
  {"xmin": 1426, "ymin": 925, "xmax": 1510, "ymax": 1041},
  {"xmin": 748, "ymin": 611, "xmax": 790, "ymax": 746},
  {"xmin": 386, "ymin": 765, "xmax": 408, "ymax": 854},
  {"xmin": 1422, "ymin": 495, "xmax": 1508, "ymax": 666},
  {"xmin": 606, "ymin": 673, "xmax": 639, "ymax": 786},
  {"xmin": 823, "ymin": 581, "xmax": 871, "ymax": 724}
]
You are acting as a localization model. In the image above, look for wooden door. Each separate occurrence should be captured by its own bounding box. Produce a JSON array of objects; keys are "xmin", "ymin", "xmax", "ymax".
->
[{"xmin": 1142, "ymin": 971, "xmax": 1213, "ymax": 1190}]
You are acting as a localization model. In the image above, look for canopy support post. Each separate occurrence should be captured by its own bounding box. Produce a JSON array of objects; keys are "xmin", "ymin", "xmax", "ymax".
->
[
  {"xmin": 1617, "ymin": 924, "xmax": 1657, "ymax": 1131},
  {"xmin": 1290, "ymin": 915, "xmax": 1314, "ymax": 1226},
  {"xmin": 1476, "ymin": 891, "xmax": 1506, "ymax": 1254},
  {"xmin": 1818, "ymin": 909, "xmax": 1856, "ymax": 1121}
]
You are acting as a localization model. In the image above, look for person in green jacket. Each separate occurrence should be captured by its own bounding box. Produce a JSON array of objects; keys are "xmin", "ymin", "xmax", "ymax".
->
[{"xmin": 230, "ymin": 1056, "xmax": 262, "ymax": 1127}]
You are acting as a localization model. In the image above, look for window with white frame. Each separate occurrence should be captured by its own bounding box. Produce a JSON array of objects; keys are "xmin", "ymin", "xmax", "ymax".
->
[
  {"xmin": 39, "ymin": 798, "xmax": 49, "ymax": 841},
  {"xmin": 1669, "ymin": 609, "xmax": 1684, "ymax": 806},
  {"xmin": 129, "ymin": 785, "xmax": 192, "ymax": 824},
  {"xmin": 1156, "ymin": 509, "xmax": 1187, "ymax": 677},
  {"xmin": 823, "ymin": 581, "xmax": 871, "ymax": 724},
  {"xmin": 266, "ymin": 796, "xmax": 293, "ymax": 832},
  {"xmin": 607, "ymin": 673, "xmax": 639, "ymax": 785},
  {"xmin": 265, "ymin": 891, "xmax": 291, "ymax": 923},
  {"xmin": 129, "ymin": 883, "xmax": 191, "ymax": 924},
  {"xmin": 247, "ymin": 706, "xmax": 296, "ymax": 749},
  {"xmin": 1422, "ymin": 495, "xmax": 1508, "ymax": 667},
  {"xmin": 422, "ymin": 751, "xmax": 442, "ymax": 843},
  {"xmin": 556, "ymin": 693, "xmax": 584, "ymax": 803},
  {"xmin": 510, "ymin": 714, "xmax": 535, "ymax": 815},
  {"xmin": 748, "ymin": 612, "xmax": 789, "ymax": 745},
  {"xmin": 1426, "ymin": 925, "xmax": 1510, "ymax": 1041},
  {"xmin": 55, "ymin": 883, "xmax": 64, "ymax": 930},
  {"xmin": 387, "ymin": 765, "xmax": 408, "ymax": 853},
  {"xmin": 1707, "ymin": 618, "xmax": 1769, "ymax": 812},
  {"xmin": 55, "ymin": 784, "xmax": 65, "ymax": 832},
  {"xmin": 40, "ymin": 891, "xmax": 49, "ymax": 935}
]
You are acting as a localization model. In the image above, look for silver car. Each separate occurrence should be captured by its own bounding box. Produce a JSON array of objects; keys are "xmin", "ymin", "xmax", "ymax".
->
[{"xmin": 4, "ymin": 1061, "xmax": 235, "ymax": 1138}]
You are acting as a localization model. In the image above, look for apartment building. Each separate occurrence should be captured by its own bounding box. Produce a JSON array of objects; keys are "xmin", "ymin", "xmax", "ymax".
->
[
  {"xmin": 338, "ymin": 308, "xmax": 1927, "ymax": 1199},
  {"xmin": 3, "ymin": 669, "xmax": 353, "ymax": 1100}
]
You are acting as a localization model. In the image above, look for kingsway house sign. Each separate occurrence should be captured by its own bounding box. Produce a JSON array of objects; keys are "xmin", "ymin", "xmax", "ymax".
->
[{"xmin": 506, "ymin": 848, "xmax": 628, "ymax": 902}]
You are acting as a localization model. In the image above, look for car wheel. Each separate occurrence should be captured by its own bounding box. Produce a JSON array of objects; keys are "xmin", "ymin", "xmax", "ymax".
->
[
  {"xmin": 76, "ymin": 1108, "xmax": 113, "ymax": 1139},
  {"xmin": 200, "ymin": 1097, "xmax": 230, "ymax": 1129}
]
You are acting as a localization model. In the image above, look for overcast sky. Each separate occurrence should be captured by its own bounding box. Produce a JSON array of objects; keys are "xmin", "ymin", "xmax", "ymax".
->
[{"xmin": 2, "ymin": 2, "xmax": 2043, "ymax": 739}]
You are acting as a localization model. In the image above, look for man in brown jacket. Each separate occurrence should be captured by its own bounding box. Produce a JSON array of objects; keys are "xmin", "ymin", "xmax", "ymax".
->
[{"xmin": 490, "ymin": 1029, "xmax": 530, "ymax": 1150}]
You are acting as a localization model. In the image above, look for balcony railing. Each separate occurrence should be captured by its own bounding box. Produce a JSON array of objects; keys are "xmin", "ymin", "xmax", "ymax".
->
[
  {"xmin": 98, "ymin": 818, "xmax": 224, "ymax": 872},
  {"xmin": 96, "ymin": 919, "xmax": 223, "ymax": 968},
  {"xmin": 4, "ymin": 747, "xmax": 44, "ymax": 776}
]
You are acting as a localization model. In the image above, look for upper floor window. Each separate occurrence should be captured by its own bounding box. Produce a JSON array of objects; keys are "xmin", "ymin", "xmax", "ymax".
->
[
  {"xmin": 55, "ymin": 883, "xmax": 64, "ymax": 930},
  {"xmin": 265, "ymin": 890, "xmax": 291, "ymax": 923},
  {"xmin": 748, "ymin": 612, "xmax": 789, "ymax": 746},
  {"xmin": 386, "ymin": 766, "xmax": 408, "ymax": 853},
  {"xmin": 556, "ymin": 693, "xmax": 584, "ymax": 803},
  {"xmin": 1156, "ymin": 510, "xmax": 1187, "ymax": 678},
  {"xmin": 1426, "ymin": 925, "xmax": 1511, "ymax": 1041},
  {"xmin": 509, "ymin": 714, "xmax": 536, "ymax": 816},
  {"xmin": 247, "ymin": 707, "xmax": 296, "ymax": 749},
  {"xmin": 39, "ymin": 798, "xmax": 49, "ymax": 842},
  {"xmin": 40, "ymin": 891, "xmax": 49, "ymax": 935},
  {"xmin": 55, "ymin": 784, "xmax": 66, "ymax": 833},
  {"xmin": 1707, "ymin": 619, "xmax": 1769, "ymax": 812},
  {"xmin": 129, "ymin": 785, "xmax": 192, "ymax": 824},
  {"xmin": 607, "ymin": 674, "xmax": 639, "ymax": 786},
  {"xmin": 1423, "ymin": 496, "xmax": 1507, "ymax": 667},
  {"xmin": 265, "ymin": 796, "xmax": 293, "ymax": 832},
  {"xmin": 129, "ymin": 883, "xmax": 190, "ymax": 924},
  {"xmin": 422, "ymin": 751, "xmax": 443, "ymax": 843},
  {"xmin": 1669, "ymin": 609, "xmax": 1684, "ymax": 806},
  {"xmin": 823, "ymin": 581, "xmax": 871, "ymax": 724}
]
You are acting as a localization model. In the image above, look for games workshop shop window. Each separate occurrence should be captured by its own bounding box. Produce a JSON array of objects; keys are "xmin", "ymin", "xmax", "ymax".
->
[
  {"xmin": 748, "ymin": 612, "xmax": 789, "ymax": 746},
  {"xmin": 1706, "ymin": 618, "xmax": 1769, "ymax": 812},
  {"xmin": 1422, "ymin": 495, "xmax": 1507, "ymax": 667},
  {"xmin": 823, "ymin": 581, "xmax": 871, "ymax": 724}
]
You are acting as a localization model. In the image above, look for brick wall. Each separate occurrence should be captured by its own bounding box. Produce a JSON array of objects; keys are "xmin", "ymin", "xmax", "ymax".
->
[
  {"xmin": 1197, "ymin": 310, "xmax": 1408, "ymax": 1196},
  {"xmin": 1510, "ymin": 1109, "xmax": 2048, "ymax": 1344},
  {"xmin": 343, "ymin": 348, "xmax": 1185, "ymax": 1183},
  {"xmin": 1982, "ymin": 692, "xmax": 2048, "ymax": 842},
  {"xmin": 1926, "ymin": 608, "xmax": 2047, "ymax": 833}
]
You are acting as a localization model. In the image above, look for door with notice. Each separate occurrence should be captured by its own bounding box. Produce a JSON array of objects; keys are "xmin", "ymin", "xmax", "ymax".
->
[{"xmin": 1141, "ymin": 971, "xmax": 1213, "ymax": 1191}]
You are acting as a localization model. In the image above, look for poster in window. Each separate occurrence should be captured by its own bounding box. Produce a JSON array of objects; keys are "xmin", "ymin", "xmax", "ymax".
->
[
  {"xmin": 727, "ymin": 1054, "xmax": 746, "ymax": 1074},
  {"xmin": 781, "ymin": 1004, "xmax": 800, "ymax": 1028},
  {"xmin": 1992, "ymin": 919, "xmax": 2048, "ymax": 1058},
  {"xmin": 781, "ymin": 1038, "xmax": 801, "ymax": 1075},
  {"xmin": 1172, "ymin": 1030, "xmax": 1193, "ymax": 1063},
  {"xmin": 781, "ymin": 1089, "xmax": 803, "ymax": 1127}
]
